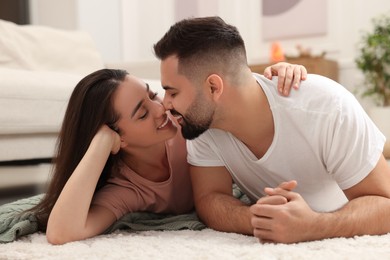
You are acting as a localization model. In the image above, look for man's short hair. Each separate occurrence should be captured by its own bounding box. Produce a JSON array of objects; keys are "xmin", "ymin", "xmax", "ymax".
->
[{"xmin": 153, "ymin": 16, "xmax": 248, "ymax": 83}]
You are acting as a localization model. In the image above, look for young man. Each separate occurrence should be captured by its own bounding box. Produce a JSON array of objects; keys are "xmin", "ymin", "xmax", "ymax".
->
[{"xmin": 153, "ymin": 16, "xmax": 390, "ymax": 243}]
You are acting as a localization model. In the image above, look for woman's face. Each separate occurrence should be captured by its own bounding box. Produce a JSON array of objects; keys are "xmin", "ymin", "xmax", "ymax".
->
[{"xmin": 114, "ymin": 75, "xmax": 178, "ymax": 149}]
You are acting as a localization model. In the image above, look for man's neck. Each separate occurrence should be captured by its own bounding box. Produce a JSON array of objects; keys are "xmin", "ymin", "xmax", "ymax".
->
[{"xmin": 213, "ymin": 76, "xmax": 274, "ymax": 159}]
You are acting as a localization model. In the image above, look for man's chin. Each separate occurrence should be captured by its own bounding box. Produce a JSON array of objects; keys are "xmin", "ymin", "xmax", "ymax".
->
[{"xmin": 181, "ymin": 127, "xmax": 206, "ymax": 140}]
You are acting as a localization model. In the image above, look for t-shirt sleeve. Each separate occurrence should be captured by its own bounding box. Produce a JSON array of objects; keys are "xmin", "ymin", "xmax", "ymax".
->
[
  {"xmin": 186, "ymin": 132, "xmax": 225, "ymax": 167},
  {"xmin": 324, "ymin": 92, "xmax": 386, "ymax": 190},
  {"xmin": 91, "ymin": 184, "xmax": 143, "ymax": 220}
]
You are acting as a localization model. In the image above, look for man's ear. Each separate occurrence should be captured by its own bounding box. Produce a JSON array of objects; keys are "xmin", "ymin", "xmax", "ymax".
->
[{"xmin": 206, "ymin": 74, "xmax": 223, "ymax": 101}]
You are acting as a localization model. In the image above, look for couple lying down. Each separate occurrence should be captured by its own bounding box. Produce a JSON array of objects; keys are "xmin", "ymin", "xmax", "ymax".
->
[
  {"xmin": 25, "ymin": 16, "xmax": 390, "ymax": 245},
  {"xmin": 26, "ymin": 61, "xmax": 302, "ymax": 245}
]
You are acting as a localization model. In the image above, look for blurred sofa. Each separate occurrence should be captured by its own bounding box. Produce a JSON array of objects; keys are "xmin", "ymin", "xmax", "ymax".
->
[{"xmin": 0, "ymin": 19, "xmax": 161, "ymax": 164}]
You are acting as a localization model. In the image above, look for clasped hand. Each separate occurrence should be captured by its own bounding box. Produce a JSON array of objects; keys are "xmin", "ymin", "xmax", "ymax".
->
[{"xmin": 249, "ymin": 180, "xmax": 320, "ymax": 244}]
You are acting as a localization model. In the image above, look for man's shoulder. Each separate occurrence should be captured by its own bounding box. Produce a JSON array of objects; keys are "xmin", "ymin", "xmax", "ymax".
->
[{"xmin": 283, "ymin": 74, "xmax": 351, "ymax": 106}]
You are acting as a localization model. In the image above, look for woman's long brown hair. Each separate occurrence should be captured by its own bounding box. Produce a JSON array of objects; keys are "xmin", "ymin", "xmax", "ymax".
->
[{"xmin": 30, "ymin": 69, "xmax": 128, "ymax": 231}]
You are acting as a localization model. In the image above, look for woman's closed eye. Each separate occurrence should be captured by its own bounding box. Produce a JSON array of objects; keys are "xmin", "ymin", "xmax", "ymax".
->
[
  {"xmin": 138, "ymin": 92, "xmax": 159, "ymax": 120},
  {"xmin": 149, "ymin": 91, "xmax": 158, "ymax": 100},
  {"xmin": 139, "ymin": 109, "xmax": 148, "ymax": 120}
]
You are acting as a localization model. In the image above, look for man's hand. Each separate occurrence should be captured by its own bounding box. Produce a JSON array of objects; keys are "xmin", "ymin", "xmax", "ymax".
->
[
  {"xmin": 263, "ymin": 62, "xmax": 307, "ymax": 96},
  {"xmin": 253, "ymin": 180, "xmax": 297, "ymax": 205},
  {"xmin": 249, "ymin": 180, "xmax": 320, "ymax": 243}
]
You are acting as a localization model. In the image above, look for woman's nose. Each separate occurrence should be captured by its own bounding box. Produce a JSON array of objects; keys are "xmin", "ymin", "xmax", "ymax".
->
[{"xmin": 152, "ymin": 101, "xmax": 166, "ymax": 117}]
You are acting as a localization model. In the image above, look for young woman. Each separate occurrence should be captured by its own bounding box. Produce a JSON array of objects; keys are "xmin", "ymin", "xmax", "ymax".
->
[{"xmin": 30, "ymin": 63, "xmax": 306, "ymax": 245}]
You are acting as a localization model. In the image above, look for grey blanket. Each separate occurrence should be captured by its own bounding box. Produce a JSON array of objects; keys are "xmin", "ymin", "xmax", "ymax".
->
[
  {"xmin": 0, "ymin": 194, "xmax": 42, "ymax": 243},
  {"xmin": 0, "ymin": 184, "xmax": 250, "ymax": 243}
]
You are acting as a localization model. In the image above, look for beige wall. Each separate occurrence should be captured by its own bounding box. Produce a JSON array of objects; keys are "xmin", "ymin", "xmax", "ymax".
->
[
  {"xmin": 28, "ymin": 0, "xmax": 390, "ymax": 109},
  {"xmin": 29, "ymin": 0, "xmax": 77, "ymax": 30},
  {"xmin": 28, "ymin": 0, "xmax": 390, "ymax": 64},
  {"xmin": 29, "ymin": 0, "xmax": 122, "ymax": 62}
]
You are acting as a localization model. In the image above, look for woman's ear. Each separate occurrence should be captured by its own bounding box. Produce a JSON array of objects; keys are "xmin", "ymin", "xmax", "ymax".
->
[
  {"xmin": 206, "ymin": 74, "xmax": 224, "ymax": 101},
  {"xmin": 120, "ymin": 138, "xmax": 128, "ymax": 149}
]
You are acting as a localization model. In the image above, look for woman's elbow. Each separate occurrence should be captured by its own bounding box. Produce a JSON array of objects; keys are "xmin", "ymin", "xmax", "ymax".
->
[
  {"xmin": 46, "ymin": 230, "xmax": 67, "ymax": 245},
  {"xmin": 46, "ymin": 227, "xmax": 70, "ymax": 245},
  {"xmin": 46, "ymin": 226, "xmax": 82, "ymax": 245}
]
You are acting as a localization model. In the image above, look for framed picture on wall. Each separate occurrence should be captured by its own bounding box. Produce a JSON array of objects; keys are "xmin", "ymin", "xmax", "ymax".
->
[{"xmin": 262, "ymin": 0, "xmax": 327, "ymax": 40}]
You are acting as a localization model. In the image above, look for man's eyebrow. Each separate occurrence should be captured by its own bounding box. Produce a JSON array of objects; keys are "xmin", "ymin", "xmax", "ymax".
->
[
  {"xmin": 162, "ymin": 85, "xmax": 175, "ymax": 91},
  {"xmin": 131, "ymin": 84, "xmax": 149, "ymax": 118}
]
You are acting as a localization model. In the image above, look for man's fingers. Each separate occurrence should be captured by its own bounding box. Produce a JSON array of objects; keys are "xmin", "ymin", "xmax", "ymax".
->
[
  {"xmin": 277, "ymin": 180, "xmax": 298, "ymax": 191},
  {"xmin": 254, "ymin": 228, "xmax": 274, "ymax": 243},
  {"xmin": 251, "ymin": 208, "xmax": 277, "ymax": 242},
  {"xmin": 264, "ymin": 187, "xmax": 300, "ymax": 201},
  {"xmin": 250, "ymin": 211, "xmax": 272, "ymax": 227},
  {"xmin": 256, "ymin": 194, "xmax": 288, "ymax": 205},
  {"xmin": 250, "ymin": 203, "xmax": 278, "ymax": 218}
]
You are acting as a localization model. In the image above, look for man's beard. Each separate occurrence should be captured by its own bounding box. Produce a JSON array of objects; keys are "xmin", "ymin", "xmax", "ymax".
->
[
  {"xmin": 180, "ymin": 115, "xmax": 212, "ymax": 140},
  {"xmin": 173, "ymin": 95, "xmax": 214, "ymax": 140}
]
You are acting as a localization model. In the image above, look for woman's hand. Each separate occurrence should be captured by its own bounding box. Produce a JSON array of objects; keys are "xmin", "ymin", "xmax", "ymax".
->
[
  {"xmin": 263, "ymin": 62, "xmax": 307, "ymax": 96},
  {"xmin": 94, "ymin": 125, "xmax": 121, "ymax": 154}
]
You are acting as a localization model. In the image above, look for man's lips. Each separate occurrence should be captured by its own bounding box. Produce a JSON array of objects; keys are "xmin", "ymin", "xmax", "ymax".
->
[{"xmin": 174, "ymin": 115, "xmax": 183, "ymax": 124}]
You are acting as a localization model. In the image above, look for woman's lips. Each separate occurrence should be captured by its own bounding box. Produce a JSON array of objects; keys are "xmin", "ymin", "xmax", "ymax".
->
[{"xmin": 157, "ymin": 115, "xmax": 170, "ymax": 129}]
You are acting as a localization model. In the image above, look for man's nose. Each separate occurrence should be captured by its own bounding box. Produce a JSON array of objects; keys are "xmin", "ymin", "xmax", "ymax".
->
[{"xmin": 162, "ymin": 94, "xmax": 172, "ymax": 110}]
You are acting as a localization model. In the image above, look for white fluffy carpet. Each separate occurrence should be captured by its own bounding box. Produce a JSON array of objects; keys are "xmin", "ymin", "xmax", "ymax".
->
[{"xmin": 1, "ymin": 229, "xmax": 390, "ymax": 259}]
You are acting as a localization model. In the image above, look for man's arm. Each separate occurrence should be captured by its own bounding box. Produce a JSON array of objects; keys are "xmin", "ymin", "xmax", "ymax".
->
[
  {"xmin": 190, "ymin": 165, "xmax": 293, "ymax": 235},
  {"xmin": 250, "ymin": 154, "xmax": 390, "ymax": 243},
  {"xmin": 190, "ymin": 165, "xmax": 253, "ymax": 234}
]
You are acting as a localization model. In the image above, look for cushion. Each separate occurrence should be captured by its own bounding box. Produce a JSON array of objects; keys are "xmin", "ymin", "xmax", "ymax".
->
[
  {"xmin": 0, "ymin": 68, "xmax": 82, "ymax": 134},
  {"xmin": 0, "ymin": 19, "xmax": 104, "ymax": 75}
]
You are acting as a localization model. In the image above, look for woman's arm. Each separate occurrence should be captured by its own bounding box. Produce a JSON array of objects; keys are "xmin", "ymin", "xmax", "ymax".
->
[{"xmin": 46, "ymin": 125, "xmax": 120, "ymax": 245}]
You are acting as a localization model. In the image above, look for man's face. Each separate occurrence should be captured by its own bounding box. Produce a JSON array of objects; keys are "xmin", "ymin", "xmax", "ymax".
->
[{"xmin": 160, "ymin": 56, "xmax": 215, "ymax": 140}]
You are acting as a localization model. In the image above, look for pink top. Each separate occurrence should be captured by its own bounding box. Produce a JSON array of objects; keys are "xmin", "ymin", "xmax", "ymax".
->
[{"xmin": 92, "ymin": 131, "xmax": 193, "ymax": 220}]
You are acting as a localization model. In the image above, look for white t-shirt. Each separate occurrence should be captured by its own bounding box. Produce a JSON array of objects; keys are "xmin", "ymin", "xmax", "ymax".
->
[{"xmin": 187, "ymin": 74, "xmax": 385, "ymax": 212}]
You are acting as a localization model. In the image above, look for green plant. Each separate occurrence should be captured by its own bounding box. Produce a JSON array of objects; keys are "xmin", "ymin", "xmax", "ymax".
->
[{"xmin": 355, "ymin": 14, "xmax": 390, "ymax": 106}]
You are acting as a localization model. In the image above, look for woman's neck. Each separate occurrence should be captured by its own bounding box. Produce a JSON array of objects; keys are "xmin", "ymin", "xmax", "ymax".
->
[{"xmin": 120, "ymin": 141, "xmax": 170, "ymax": 182}]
